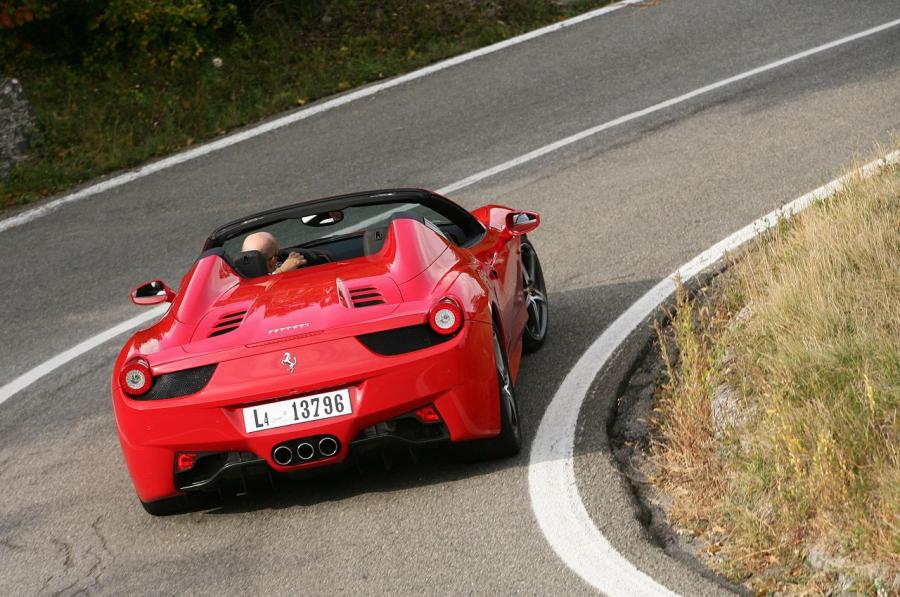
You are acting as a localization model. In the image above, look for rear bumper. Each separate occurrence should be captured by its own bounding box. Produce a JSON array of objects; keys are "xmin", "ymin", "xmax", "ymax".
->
[
  {"xmin": 173, "ymin": 419, "xmax": 451, "ymax": 494},
  {"xmin": 113, "ymin": 321, "xmax": 498, "ymax": 502}
]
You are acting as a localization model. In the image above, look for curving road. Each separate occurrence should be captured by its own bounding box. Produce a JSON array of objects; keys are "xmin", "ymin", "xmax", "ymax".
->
[{"xmin": 2, "ymin": 1, "xmax": 899, "ymax": 594}]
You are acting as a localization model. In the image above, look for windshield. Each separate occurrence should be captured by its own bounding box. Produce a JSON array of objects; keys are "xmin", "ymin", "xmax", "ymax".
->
[{"xmin": 221, "ymin": 201, "xmax": 453, "ymax": 259}]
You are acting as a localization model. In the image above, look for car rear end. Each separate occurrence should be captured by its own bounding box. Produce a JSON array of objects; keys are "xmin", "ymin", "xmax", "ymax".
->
[{"xmin": 112, "ymin": 307, "xmax": 498, "ymax": 504}]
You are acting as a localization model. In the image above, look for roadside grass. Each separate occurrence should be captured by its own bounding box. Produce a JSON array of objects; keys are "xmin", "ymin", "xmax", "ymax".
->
[
  {"xmin": 0, "ymin": 0, "xmax": 610, "ymax": 210},
  {"xmin": 652, "ymin": 155, "xmax": 900, "ymax": 594}
]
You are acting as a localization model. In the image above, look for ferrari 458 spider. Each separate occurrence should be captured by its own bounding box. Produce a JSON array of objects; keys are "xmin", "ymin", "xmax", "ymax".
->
[{"xmin": 112, "ymin": 189, "xmax": 548, "ymax": 515}]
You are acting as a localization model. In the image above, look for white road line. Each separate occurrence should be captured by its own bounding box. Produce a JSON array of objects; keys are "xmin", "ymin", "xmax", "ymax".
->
[
  {"xmin": 1, "ymin": 17, "xmax": 898, "ymax": 410},
  {"xmin": 439, "ymin": 16, "xmax": 900, "ymax": 195},
  {"xmin": 0, "ymin": 305, "xmax": 167, "ymax": 404},
  {"xmin": 527, "ymin": 149, "xmax": 900, "ymax": 596},
  {"xmin": 0, "ymin": 0, "xmax": 644, "ymax": 235}
]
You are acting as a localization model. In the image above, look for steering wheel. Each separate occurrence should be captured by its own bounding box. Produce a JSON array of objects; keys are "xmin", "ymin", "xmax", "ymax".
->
[{"xmin": 278, "ymin": 248, "xmax": 332, "ymax": 267}]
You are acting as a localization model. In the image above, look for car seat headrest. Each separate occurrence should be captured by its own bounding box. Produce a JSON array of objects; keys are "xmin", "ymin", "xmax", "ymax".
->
[{"xmin": 233, "ymin": 250, "xmax": 269, "ymax": 278}]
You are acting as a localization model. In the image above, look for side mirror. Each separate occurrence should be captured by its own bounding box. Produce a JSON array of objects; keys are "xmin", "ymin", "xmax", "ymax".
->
[
  {"xmin": 503, "ymin": 211, "xmax": 540, "ymax": 238},
  {"xmin": 131, "ymin": 280, "xmax": 175, "ymax": 306}
]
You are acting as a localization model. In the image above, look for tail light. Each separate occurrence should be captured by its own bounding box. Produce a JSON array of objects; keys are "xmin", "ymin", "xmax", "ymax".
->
[
  {"xmin": 427, "ymin": 298, "xmax": 462, "ymax": 336},
  {"xmin": 119, "ymin": 358, "xmax": 152, "ymax": 396}
]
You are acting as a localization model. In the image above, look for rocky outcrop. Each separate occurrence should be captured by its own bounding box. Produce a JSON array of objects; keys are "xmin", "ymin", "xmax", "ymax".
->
[{"xmin": 0, "ymin": 78, "xmax": 36, "ymax": 179}]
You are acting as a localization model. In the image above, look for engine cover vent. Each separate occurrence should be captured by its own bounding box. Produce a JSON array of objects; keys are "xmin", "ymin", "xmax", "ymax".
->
[
  {"xmin": 208, "ymin": 310, "xmax": 247, "ymax": 337},
  {"xmin": 348, "ymin": 286, "xmax": 385, "ymax": 308}
]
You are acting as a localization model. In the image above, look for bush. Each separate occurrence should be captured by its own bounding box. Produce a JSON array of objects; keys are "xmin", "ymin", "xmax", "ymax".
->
[
  {"xmin": 2, "ymin": 0, "xmax": 243, "ymax": 69},
  {"xmin": 89, "ymin": 0, "xmax": 242, "ymax": 68}
]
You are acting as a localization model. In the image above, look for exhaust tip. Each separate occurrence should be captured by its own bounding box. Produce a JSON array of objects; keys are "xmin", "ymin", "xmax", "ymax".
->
[
  {"xmin": 297, "ymin": 442, "xmax": 315, "ymax": 461},
  {"xmin": 318, "ymin": 436, "xmax": 339, "ymax": 457},
  {"xmin": 273, "ymin": 445, "xmax": 293, "ymax": 466}
]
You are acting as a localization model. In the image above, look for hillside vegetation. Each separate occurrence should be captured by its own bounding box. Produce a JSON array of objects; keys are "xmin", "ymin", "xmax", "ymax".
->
[
  {"xmin": 653, "ymin": 155, "xmax": 899, "ymax": 594},
  {"xmin": 0, "ymin": 0, "xmax": 606, "ymax": 209}
]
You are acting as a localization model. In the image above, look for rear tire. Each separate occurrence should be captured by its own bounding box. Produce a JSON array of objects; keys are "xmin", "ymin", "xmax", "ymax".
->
[
  {"xmin": 520, "ymin": 238, "xmax": 548, "ymax": 353},
  {"xmin": 469, "ymin": 322, "xmax": 522, "ymax": 460}
]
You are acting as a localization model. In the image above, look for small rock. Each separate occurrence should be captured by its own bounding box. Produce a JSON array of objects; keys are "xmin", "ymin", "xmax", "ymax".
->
[
  {"xmin": 710, "ymin": 383, "xmax": 741, "ymax": 437},
  {"xmin": 0, "ymin": 78, "xmax": 36, "ymax": 179},
  {"xmin": 807, "ymin": 544, "xmax": 848, "ymax": 572},
  {"xmin": 729, "ymin": 304, "xmax": 754, "ymax": 328}
]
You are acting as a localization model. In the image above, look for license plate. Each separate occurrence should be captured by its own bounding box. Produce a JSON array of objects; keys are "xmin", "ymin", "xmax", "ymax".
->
[{"xmin": 243, "ymin": 388, "xmax": 352, "ymax": 433}]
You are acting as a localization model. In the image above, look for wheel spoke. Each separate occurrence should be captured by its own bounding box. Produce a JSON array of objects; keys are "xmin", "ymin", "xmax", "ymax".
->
[
  {"xmin": 527, "ymin": 251, "xmax": 536, "ymax": 285},
  {"xmin": 529, "ymin": 289, "xmax": 547, "ymax": 305}
]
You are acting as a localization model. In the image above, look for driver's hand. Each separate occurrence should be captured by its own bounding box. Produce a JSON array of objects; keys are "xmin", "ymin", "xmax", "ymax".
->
[{"xmin": 281, "ymin": 252, "xmax": 306, "ymax": 272}]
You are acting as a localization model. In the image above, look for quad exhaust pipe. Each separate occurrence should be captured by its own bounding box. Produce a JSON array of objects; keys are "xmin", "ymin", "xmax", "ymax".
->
[
  {"xmin": 272, "ymin": 445, "xmax": 293, "ymax": 466},
  {"xmin": 272, "ymin": 435, "xmax": 340, "ymax": 466},
  {"xmin": 296, "ymin": 442, "xmax": 315, "ymax": 461},
  {"xmin": 318, "ymin": 436, "xmax": 339, "ymax": 457}
]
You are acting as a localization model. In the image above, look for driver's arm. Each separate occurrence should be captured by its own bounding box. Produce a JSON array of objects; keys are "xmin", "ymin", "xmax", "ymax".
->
[{"xmin": 272, "ymin": 252, "xmax": 306, "ymax": 274}]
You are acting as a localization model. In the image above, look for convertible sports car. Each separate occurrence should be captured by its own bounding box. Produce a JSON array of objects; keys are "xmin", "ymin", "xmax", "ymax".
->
[{"xmin": 112, "ymin": 189, "xmax": 548, "ymax": 515}]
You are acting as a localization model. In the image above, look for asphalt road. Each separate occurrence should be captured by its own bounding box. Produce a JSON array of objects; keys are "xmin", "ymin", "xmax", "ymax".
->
[{"xmin": 1, "ymin": 0, "xmax": 899, "ymax": 594}]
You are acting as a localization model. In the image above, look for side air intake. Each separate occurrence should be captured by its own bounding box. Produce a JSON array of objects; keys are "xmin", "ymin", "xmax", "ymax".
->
[
  {"xmin": 208, "ymin": 310, "xmax": 247, "ymax": 337},
  {"xmin": 348, "ymin": 286, "xmax": 385, "ymax": 308}
]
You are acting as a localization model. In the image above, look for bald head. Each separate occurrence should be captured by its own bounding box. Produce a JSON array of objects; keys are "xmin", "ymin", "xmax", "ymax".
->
[
  {"xmin": 242, "ymin": 232, "xmax": 279, "ymax": 273},
  {"xmin": 242, "ymin": 232, "xmax": 277, "ymax": 257}
]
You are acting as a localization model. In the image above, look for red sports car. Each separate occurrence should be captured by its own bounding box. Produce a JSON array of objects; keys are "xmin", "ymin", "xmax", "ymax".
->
[{"xmin": 112, "ymin": 189, "xmax": 548, "ymax": 515}]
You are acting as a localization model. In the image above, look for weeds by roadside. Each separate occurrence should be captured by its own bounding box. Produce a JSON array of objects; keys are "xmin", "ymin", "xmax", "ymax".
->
[{"xmin": 652, "ymin": 155, "xmax": 900, "ymax": 594}]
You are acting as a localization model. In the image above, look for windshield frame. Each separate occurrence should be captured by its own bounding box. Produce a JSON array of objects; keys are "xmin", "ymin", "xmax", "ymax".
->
[{"xmin": 202, "ymin": 189, "xmax": 485, "ymax": 253}]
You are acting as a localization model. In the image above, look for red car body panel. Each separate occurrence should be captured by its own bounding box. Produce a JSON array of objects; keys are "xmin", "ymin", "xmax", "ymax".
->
[{"xmin": 112, "ymin": 191, "xmax": 538, "ymax": 503}]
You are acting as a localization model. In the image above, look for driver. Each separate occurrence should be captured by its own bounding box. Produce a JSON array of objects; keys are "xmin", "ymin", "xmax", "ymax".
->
[{"xmin": 241, "ymin": 232, "xmax": 306, "ymax": 275}]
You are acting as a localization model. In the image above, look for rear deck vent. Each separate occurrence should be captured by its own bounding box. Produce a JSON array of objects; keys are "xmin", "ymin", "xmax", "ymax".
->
[
  {"xmin": 208, "ymin": 310, "xmax": 247, "ymax": 338},
  {"xmin": 348, "ymin": 286, "xmax": 385, "ymax": 308}
]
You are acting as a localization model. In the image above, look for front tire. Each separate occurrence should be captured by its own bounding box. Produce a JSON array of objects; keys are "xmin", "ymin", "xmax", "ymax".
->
[{"xmin": 521, "ymin": 239, "xmax": 548, "ymax": 353}]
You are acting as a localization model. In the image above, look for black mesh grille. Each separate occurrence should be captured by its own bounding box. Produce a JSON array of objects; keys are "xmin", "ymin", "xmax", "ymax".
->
[
  {"xmin": 357, "ymin": 325, "xmax": 452, "ymax": 356},
  {"xmin": 139, "ymin": 364, "xmax": 218, "ymax": 400}
]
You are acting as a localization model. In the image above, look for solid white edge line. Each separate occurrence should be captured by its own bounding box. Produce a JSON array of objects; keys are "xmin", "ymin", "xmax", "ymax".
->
[
  {"xmin": 0, "ymin": 0, "xmax": 643, "ymax": 235},
  {"xmin": 0, "ymin": 305, "xmax": 167, "ymax": 404},
  {"xmin": 527, "ymin": 149, "xmax": 900, "ymax": 596},
  {"xmin": 0, "ymin": 18, "xmax": 898, "ymax": 406},
  {"xmin": 438, "ymin": 16, "xmax": 900, "ymax": 195}
]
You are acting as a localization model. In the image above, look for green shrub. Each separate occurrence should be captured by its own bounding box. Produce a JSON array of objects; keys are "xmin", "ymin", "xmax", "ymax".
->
[
  {"xmin": 2, "ymin": 0, "xmax": 243, "ymax": 69},
  {"xmin": 89, "ymin": 0, "xmax": 242, "ymax": 68}
]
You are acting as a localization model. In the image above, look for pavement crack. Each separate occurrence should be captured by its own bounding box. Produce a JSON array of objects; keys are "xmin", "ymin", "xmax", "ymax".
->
[
  {"xmin": 86, "ymin": 514, "xmax": 111, "ymax": 590},
  {"xmin": 0, "ymin": 537, "xmax": 25, "ymax": 552},
  {"xmin": 78, "ymin": 547, "xmax": 103, "ymax": 594},
  {"xmin": 51, "ymin": 537, "xmax": 75, "ymax": 570},
  {"xmin": 90, "ymin": 515, "xmax": 111, "ymax": 558}
]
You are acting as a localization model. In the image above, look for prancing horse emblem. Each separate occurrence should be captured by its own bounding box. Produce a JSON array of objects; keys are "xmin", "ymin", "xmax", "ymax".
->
[{"xmin": 281, "ymin": 352, "xmax": 297, "ymax": 373}]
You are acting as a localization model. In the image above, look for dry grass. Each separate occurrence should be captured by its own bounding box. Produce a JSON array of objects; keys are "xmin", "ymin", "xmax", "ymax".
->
[{"xmin": 652, "ymin": 154, "xmax": 900, "ymax": 595}]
